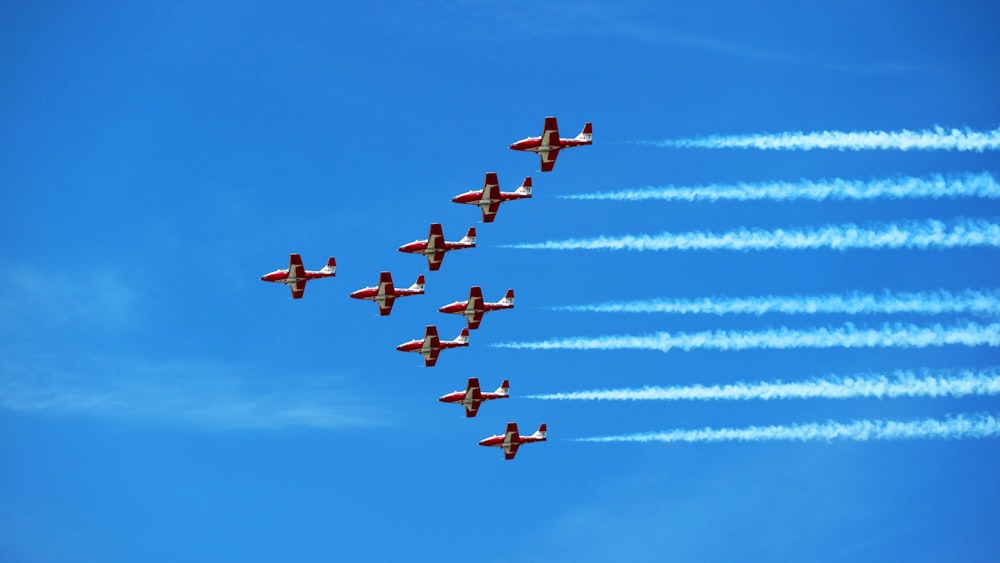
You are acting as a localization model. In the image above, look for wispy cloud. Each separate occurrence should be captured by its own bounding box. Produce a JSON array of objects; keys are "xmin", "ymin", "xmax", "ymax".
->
[
  {"xmin": 561, "ymin": 172, "xmax": 1000, "ymax": 202},
  {"xmin": 528, "ymin": 368, "xmax": 1000, "ymax": 401},
  {"xmin": 503, "ymin": 218, "xmax": 1000, "ymax": 252},
  {"xmin": 576, "ymin": 413, "xmax": 1000, "ymax": 443},
  {"xmin": 0, "ymin": 355, "xmax": 381, "ymax": 431},
  {"xmin": 0, "ymin": 264, "xmax": 139, "ymax": 331},
  {"xmin": 550, "ymin": 289, "xmax": 1000, "ymax": 317},
  {"xmin": 492, "ymin": 322, "xmax": 1000, "ymax": 352},
  {"xmin": 639, "ymin": 126, "xmax": 1000, "ymax": 152}
]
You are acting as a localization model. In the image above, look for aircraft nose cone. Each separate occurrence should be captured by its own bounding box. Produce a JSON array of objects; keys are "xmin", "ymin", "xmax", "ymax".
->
[{"xmin": 477, "ymin": 438, "xmax": 489, "ymax": 446}]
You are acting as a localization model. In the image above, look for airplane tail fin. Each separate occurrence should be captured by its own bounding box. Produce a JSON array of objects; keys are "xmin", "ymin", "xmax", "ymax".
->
[
  {"xmin": 320, "ymin": 257, "xmax": 337, "ymax": 275},
  {"xmin": 410, "ymin": 274, "xmax": 426, "ymax": 293},
  {"xmin": 533, "ymin": 423, "xmax": 547, "ymax": 440},
  {"xmin": 459, "ymin": 227, "xmax": 477, "ymax": 246},
  {"xmin": 499, "ymin": 289, "xmax": 515, "ymax": 307},
  {"xmin": 496, "ymin": 380, "xmax": 510, "ymax": 397},
  {"xmin": 455, "ymin": 327, "xmax": 470, "ymax": 345},
  {"xmin": 515, "ymin": 177, "xmax": 532, "ymax": 197},
  {"xmin": 576, "ymin": 122, "xmax": 593, "ymax": 143}
]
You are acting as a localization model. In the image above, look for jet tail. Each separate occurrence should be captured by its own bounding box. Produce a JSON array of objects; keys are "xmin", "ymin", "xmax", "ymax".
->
[
  {"xmin": 499, "ymin": 289, "xmax": 515, "ymax": 307},
  {"xmin": 459, "ymin": 227, "xmax": 477, "ymax": 246},
  {"xmin": 576, "ymin": 122, "xmax": 592, "ymax": 143},
  {"xmin": 455, "ymin": 327, "xmax": 470, "ymax": 345},
  {"xmin": 410, "ymin": 274, "xmax": 426, "ymax": 293},
  {"xmin": 496, "ymin": 380, "xmax": 510, "ymax": 396},
  {"xmin": 533, "ymin": 424, "xmax": 547, "ymax": 440},
  {"xmin": 320, "ymin": 257, "xmax": 337, "ymax": 275},
  {"xmin": 515, "ymin": 177, "xmax": 532, "ymax": 197}
]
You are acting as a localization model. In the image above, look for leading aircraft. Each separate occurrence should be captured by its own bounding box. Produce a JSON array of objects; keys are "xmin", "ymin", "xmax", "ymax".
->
[
  {"xmin": 451, "ymin": 172, "xmax": 532, "ymax": 223},
  {"xmin": 260, "ymin": 254, "xmax": 336, "ymax": 299},
  {"xmin": 509, "ymin": 116, "xmax": 592, "ymax": 172},
  {"xmin": 438, "ymin": 377, "xmax": 510, "ymax": 418},
  {"xmin": 479, "ymin": 422, "xmax": 547, "ymax": 460},
  {"xmin": 396, "ymin": 325, "xmax": 470, "ymax": 367},
  {"xmin": 438, "ymin": 287, "xmax": 514, "ymax": 330},
  {"xmin": 349, "ymin": 272, "xmax": 425, "ymax": 316},
  {"xmin": 398, "ymin": 223, "xmax": 476, "ymax": 271}
]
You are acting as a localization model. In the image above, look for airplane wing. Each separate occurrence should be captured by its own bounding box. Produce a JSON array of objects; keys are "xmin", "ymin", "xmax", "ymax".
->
[
  {"xmin": 422, "ymin": 326, "xmax": 441, "ymax": 366},
  {"xmin": 287, "ymin": 254, "xmax": 307, "ymax": 298},
  {"xmin": 466, "ymin": 310, "xmax": 484, "ymax": 330},
  {"xmin": 504, "ymin": 443, "xmax": 520, "ymax": 460},
  {"xmin": 426, "ymin": 224, "xmax": 446, "ymax": 270},
  {"xmin": 289, "ymin": 254, "xmax": 306, "ymax": 278},
  {"xmin": 290, "ymin": 279, "xmax": 306, "ymax": 299},
  {"xmin": 377, "ymin": 296, "xmax": 396, "ymax": 316},
  {"xmin": 465, "ymin": 401, "xmax": 481, "ymax": 418},
  {"xmin": 426, "ymin": 252, "xmax": 445, "ymax": 271},
  {"xmin": 466, "ymin": 287, "xmax": 484, "ymax": 328},
  {"xmin": 538, "ymin": 148, "xmax": 560, "ymax": 172},
  {"xmin": 540, "ymin": 117, "xmax": 560, "ymax": 147},
  {"xmin": 377, "ymin": 272, "xmax": 396, "ymax": 315},
  {"xmin": 480, "ymin": 201, "xmax": 501, "ymax": 223},
  {"xmin": 423, "ymin": 348, "xmax": 441, "ymax": 367}
]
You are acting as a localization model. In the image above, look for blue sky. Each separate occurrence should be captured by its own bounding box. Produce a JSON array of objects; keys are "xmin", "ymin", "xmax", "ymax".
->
[{"xmin": 2, "ymin": 2, "xmax": 999, "ymax": 561}]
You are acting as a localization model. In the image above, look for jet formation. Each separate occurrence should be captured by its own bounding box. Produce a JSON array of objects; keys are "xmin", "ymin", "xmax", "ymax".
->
[{"xmin": 260, "ymin": 116, "xmax": 591, "ymax": 459}]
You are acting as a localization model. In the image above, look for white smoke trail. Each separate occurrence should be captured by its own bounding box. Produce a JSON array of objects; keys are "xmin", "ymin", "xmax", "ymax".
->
[
  {"xmin": 528, "ymin": 368, "xmax": 1000, "ymax": 401},
  {"xmin": 550, "ymin": 289, "xmax": 1000, "ymax": 317},
  {"xmin": 491, "ymin": 322, "xmax": 1000, "ymax": 352},
  {"xmin": 575, "ymin": 413, "xmax": 1000, "ymax": 443},
  {"xmin": 503, "ymin": 218, "xmax": 1000, "ymax": 251},
  {"xmin": 562, "ymin": 172, "xmax": 1000, "ymax": 202},
  {"xmin": 641, "ymin": 126, "xmax": 1000, "ymax": 152}
]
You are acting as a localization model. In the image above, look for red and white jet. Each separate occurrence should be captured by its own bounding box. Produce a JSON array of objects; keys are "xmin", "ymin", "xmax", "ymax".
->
[
  {"xmin": 479, "ymin": 422, "xmax": 547, "ymax": 460},
  {"xmin": 451, "ymin": 172, "xmax": 532, "ymax": 223},
  {"xmin": 398, "ymin": 223, "xmax": 476, "ymax": 271},
  {"xmin": 438, "ymin": 377, "xmax": 510, "ymax": 418},
  {"xmin": 396, "ymin": 325, "xmax": 470, "ymax": 367},
  {"xmin": 438, "ymin": 287, "xmax": 514, "ymax": 330},
  {"xmin": 509, "ymin": 116, "xmax": 592, "ymax": 172},
  {"xmin": 260, "ymin": 254, "xmax": 336, "ymax": 299},
  {"xmin": 349, "ymin": 272, "xmax": 425, "ymax": 316}
]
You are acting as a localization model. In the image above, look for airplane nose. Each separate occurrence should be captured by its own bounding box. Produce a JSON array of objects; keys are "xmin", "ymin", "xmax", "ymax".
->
[{"xmin": 477, "ymin": 439, "xmax": 489, "ymax": 446}]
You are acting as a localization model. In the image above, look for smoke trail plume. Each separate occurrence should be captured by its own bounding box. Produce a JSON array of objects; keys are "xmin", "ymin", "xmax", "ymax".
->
[
  {"xmin": 550, "ymin": 289, "xmax": 1000, "ymax": 317},
  {"xmin": 641, "ymin": 126, "xmax": 1000, "ymax": 152},
  {"xmin": 503, "ymin": 218, "xmax": 1000, "ymax": 251},
  {"xmin": 576, "ymin": 413, "xmax": 1000, "ymax": 443},
  {"xmin": 492, "ymin": 322, "xmax": 1000, "ymax": 352},
  {"xmin": 528, "ymin": 368, "xmax": 1000, "ymax": 401},
  {"xmin": 562, "ymin": 172, "xmax": 1000, "ymax": 202}
]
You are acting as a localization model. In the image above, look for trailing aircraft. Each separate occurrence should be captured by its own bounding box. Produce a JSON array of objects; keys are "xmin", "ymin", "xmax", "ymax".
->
[
  {"xmin": 260, "ymin": 254, "xmax": 336, "ymax": 299},
  {"xmin": 509, "ymin": 116, "xmax": 592, "ymax": 172},
  {"xmin": 438, "ymin": 287, "xmax": 514, "ymax": 330},
  {"xmin": 438, "ymin": 377, "xmax": 510, "ymax": 418},
  {"xmin": 451, "ymin": 172, "xmax": 532, "ymax": 223},
  {"xmin": 398, "ymin": 223, "xmax": 476, "ymax": 271},
  {"xmin": 349, "ymin": 272, "xmax": 425, "ymax": 316},
  {"xmin": 479, "ymin": 422, "xmax": 547, "ymax": 460},
  {"xmin": 396, "ymin": 325, "xmax": 470, "ymax": 367}
]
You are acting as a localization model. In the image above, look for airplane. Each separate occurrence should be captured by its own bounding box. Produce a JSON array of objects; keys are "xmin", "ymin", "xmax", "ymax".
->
[
  {"xmin": 396, "ymin": 325, "xmax": 470, "ymax": 367},
  {"xmin": 479, "ymin": 422, "xmax": 547, "ymax": 460},
  {"xmin": 438, "ymin": 377, "xmax": 510, "ymax": 418},
  {"xmin": 509, "ymin": 116, "xmax": 592, "ymax": 172},
  {"xmin": 349, "ymin": 272, "xmax": 425, "ymax": 316},
  {"xmin": 438, "ymin": 287, "xmax": 514, "ymax": 330},
  {"xmin": 260, "ymin": 254, "xmax": 336, "ymax": 299},
  {"xmin": 451, "ymin": 172, "xmax": 532, "ymax": 223},
  {"xmin": 398, "ymin": 223, "xmax": 476, "ymax": 271}
]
